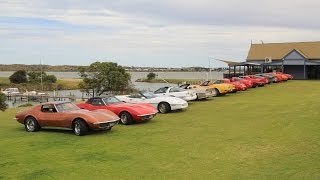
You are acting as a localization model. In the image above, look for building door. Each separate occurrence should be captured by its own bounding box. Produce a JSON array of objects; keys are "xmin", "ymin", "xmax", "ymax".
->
[
  {"xmin": 284, "ymin": 65, "xmax": 305, "ymax": 79},
  {"xmin": 307, "ymin": 66, "xmax": 320, "ymax": 79}
]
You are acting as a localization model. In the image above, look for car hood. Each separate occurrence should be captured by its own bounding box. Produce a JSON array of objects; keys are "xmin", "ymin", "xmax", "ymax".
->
[
  {"xmin": 70, "ymin": 109, "xmax": 119, "ymax": 123},
  {"xmin": 151, "ymin": 96, "xmax": 187, "ymax": 104},
  {"xmin": 111, "ymin": 103, "xmax": 158, "ymax": 114}
]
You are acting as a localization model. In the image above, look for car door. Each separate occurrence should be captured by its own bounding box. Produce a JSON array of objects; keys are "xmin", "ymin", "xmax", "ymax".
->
[{"xmin": 37, "ymin": 104, "xmax": 65, "ymax": 128}]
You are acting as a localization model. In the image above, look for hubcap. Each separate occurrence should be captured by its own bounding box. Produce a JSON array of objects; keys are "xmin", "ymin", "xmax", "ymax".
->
[
  {"xmin": 74, "ymin": 122, "xmax": 81, "ymax": 135},
  {"xmin": 213, "ymin": 90, "xmax": 218, "ymax": 96},
  {"xmin": 159, "ymin": 104, "xmax": 166, "ymax": 113},
  {"xmin": 121, "ymin": 114, "xmax": 127, "ymax": 124},
  {"xmin": 26, "ymin": 119, "xmax": 35, "ymax": 131}
]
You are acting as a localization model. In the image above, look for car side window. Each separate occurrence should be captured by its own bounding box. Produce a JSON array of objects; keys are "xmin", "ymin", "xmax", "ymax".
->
[
  {"xmin": 91, "ymin": 99, "xmax": 104, "ymax": 106},
  {"xmin": 41, "ymin": 104, "xmax": 57, "ymax": 113},
  {"xmin": 169, "ymin": 87, "xmax": 183, "ymax": 92},
  {"xmin": 129, "ymin": 93, "xmax": 142, "ymax": 98},
  {"xmin": 155, "ymin": 87, "xmax": 168, "ymax": 94}
]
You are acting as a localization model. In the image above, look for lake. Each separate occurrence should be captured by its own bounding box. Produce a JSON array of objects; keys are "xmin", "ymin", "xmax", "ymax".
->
[
  {"xmin": 1, "ymin": 71, "xmax": 224, "ymax": 106},
  {"xmin": 0, "ymin": 71, "xmax": 223, "ymax": 81}
]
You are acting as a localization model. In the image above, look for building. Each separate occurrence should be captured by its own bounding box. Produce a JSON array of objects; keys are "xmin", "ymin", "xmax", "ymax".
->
[{"xmin": 246, "ymin": 41, "xmax": 320, "ymax": 79}]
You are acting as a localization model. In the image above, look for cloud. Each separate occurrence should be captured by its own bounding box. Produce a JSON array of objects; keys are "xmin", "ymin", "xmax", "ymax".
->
[{"xmin": 0, "ymin": 0, "xmax": 319, "ymax": 67}]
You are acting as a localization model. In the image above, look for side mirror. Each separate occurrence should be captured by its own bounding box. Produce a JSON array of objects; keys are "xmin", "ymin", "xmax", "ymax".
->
[{"xmin": 141, "ymin": 97, "xmax": 146, "ymax": 100}]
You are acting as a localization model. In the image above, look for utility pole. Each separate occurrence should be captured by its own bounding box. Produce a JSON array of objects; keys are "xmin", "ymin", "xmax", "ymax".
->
[{"xmin": 40, "ymin": 60, "xmax": 43, "ymax": 91}]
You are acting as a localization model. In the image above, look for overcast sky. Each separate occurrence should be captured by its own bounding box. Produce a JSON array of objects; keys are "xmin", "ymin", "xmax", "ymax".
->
[{"xmin": 0, "ymin": 0, "xmax": 319, "ymax": 67}]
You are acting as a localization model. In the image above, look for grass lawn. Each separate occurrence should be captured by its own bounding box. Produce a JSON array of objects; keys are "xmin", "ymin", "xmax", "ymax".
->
[{"xmin": 1, "ymin": 80, "xmax": 320, "ymax": 179}]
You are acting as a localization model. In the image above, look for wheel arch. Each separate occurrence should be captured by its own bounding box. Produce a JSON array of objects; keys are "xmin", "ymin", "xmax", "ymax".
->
[
  {"xmin": 24, "ymin": 115, "xmax": 37, "ymax": 124},
  {"xmin": 72, "ymin": 117, "xmax": 89, "ymax": 129}
]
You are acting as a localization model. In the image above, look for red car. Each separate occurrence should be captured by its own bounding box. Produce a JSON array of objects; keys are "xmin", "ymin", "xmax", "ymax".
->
[
  {"xmin": 77, "ymin": 96, "xmax": 158, "ymax": 125},
  {"xmin": 276, "ymin": 72, "xmax": 293, "ymax": 80},
  {"xmin": 248, "ymin": 75, "xmax": 269, "ymax": 84},
  {"xmin": 15, "ymin": 101, "xmax": 120, "ymax": 136},
  {"xmin": 230, "ymin": 77, "xmax": 253, "ymax": 88},
  {"xmin": 214, "ymin": 79, "xmax": 247, "ymax": 91},
  {"xmin": 239, "ymin": 76, "xmax": 265, "ymax": 87}
]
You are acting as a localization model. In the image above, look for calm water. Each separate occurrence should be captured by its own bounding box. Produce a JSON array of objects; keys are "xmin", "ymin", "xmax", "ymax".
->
[
  {"xmin": 0, "ymin": 71, "xmax": 223, "ymax": 81},
  {"xmin": 1, "ymin": 71, "xmax": 224, "ymax": 107}
]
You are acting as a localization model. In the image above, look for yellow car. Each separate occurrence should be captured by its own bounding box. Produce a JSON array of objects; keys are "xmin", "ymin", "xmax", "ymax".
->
[{"xmin": 193, "ymin": 81, "xmax": 234, "ymax": 97}]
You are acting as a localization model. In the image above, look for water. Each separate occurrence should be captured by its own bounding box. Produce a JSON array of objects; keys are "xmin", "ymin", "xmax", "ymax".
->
[
  {"xmin": 0, "ymin": 71, "xmax": 223, "ymax": 81},
  {"xmin": 1, "ymin": 71, "xmax": 224, "ymax": 107}
]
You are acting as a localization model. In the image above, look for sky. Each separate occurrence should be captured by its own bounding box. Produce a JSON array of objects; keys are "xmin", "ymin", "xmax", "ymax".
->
[{"xmin": 0, "ymin": 0, "xmax": 319, "ymax": 68}]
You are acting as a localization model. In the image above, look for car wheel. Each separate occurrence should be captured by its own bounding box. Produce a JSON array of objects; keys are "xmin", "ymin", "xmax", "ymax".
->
[
  {"xmin": 120, "ymin": 112, "xmax": 133, "ymax": 125},
  {"xmin": 24, "ymin": 117, "xmax": 40, "ymax": 132},
  {"xmin": 158, "ymin": 102, "xmax": 171, "ymax": 113},
  {"xmin": 212, "ymin": 88, "xmax": 220, "ymax": 97},
  {"xmin": 73, "ymin": 119, "xmax": 88, "ymax": 136}
]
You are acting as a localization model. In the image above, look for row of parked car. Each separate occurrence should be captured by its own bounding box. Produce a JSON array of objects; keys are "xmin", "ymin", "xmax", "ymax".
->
[{"xmin": 15, "ymin": 72, "xmax": 293, "ymax": 136}]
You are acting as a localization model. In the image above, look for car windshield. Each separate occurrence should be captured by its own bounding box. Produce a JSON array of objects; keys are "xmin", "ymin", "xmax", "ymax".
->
[
  {"xmin": 55, "ymin": 102, "xmax": 79, "ymax": 112},
  {"xmin": 141, "ymin": 92, "xmax": 156, "ymax": 99},
  {"xmin": 102, "ymin": 97, "xmax": 122, "ymax": 104},
  {"xmin": 200, "ymin": 81, "xmax": 210, "ymax": 86},
  {"xmin": 179, "ymin": 84, "xmax": 189, "ymax": 89}
]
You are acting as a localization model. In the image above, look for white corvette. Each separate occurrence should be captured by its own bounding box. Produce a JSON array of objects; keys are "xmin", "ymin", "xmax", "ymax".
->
[
  {"xmin": 154, "ymin": 86, "xmax": 197, "ymax": 101},
  {"xmin": 116, "ymin": 91, "xmax": 188, "ymax": 113}
]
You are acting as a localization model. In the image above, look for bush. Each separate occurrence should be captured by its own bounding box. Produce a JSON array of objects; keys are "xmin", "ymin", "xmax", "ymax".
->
[
  {"xmin": 147, "ymin": 72, "xmax": 156, "ymax": 81},
  {"xmin": 0, "ymin": 93, "xmax": 8, "ymax": 111},
  {"xmin": 9, "ymin": 70, "xmax": 27, "ymax": 84}
]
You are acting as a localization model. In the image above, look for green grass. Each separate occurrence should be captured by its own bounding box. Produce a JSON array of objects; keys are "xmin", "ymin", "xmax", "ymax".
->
[{"xmin": 1, "ymin": 80, "xmax": 320, "ymax": 179}]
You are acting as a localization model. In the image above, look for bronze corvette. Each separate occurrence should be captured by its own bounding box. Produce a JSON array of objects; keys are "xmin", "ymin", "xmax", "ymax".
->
[{"xmin": 15, "ymin": 101, "xmax": 120, "ymax": 136}]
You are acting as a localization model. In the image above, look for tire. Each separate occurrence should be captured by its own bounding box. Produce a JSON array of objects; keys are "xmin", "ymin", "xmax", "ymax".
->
[
  {"xmin": 212, "ymin": 88, "xmax": 220, "ymax": 97},
  {"xmin": 24, "ymin": 116, "xmax": 41, "ymax": 132},
  {"xmin": 119, "ymin": 112, "xmax": 133, "ymax": 125},
  {"xmin": 73, "ymin": 119, "xmax": 88, "ymax": 136},
  {"xmin": 158, "ymin": 102, "xmax": 171, "ymax": 113}
]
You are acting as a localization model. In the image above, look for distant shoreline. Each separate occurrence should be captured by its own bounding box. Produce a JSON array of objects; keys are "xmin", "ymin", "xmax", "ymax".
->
[{"xmin": 0, "ymin": 64, "xmax": 226, "ymax": 72}]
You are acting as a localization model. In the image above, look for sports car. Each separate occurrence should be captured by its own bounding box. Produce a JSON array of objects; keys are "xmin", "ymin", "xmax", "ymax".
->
[
  {"xmin": 77, "ymin": 96, "xmax": 158, "ymax": 125},
  {"xmin": 154, "ymin": 86, "xmax": 197, "ymax": 101},
  {"xmin": 214, "ymin": 79, "xmax": 247, "ymax": 91},
  {"xmin": 15, "ymin": 101, "xmax": 120, "ymax": 136},
  {"xmin": 193, "ymin": 80, "xmax": 234, "ymax": 96},
  {"xmin": 116, "ymin": 91, "xmax": 188, "ymax": 113},
  {"xmin": 179, "ymin": 83, "xmax": 213, "ymax": 99}
]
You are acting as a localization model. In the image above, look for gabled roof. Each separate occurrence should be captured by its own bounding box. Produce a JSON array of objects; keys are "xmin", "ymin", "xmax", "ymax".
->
[{"xmin": 246, "ymin": 41, "xmax": 320, "ymax": 61}]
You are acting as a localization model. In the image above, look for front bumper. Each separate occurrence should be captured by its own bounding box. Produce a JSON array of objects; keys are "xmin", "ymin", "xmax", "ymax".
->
[
  {"xmin": 171, "ymin": 103, "xmax": 188, "ymax": 111},
  {"xmin": 93, "ymin": 119, "xmax": 120, "ymax": 130},
  {"xmin": 138, "ymin": 113, "xmax": 157, "ymax": 121}
]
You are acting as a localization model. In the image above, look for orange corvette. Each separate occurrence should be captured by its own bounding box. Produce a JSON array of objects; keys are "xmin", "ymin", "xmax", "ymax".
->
[{"xmin": 15, "ymin": 101, "xmax": 120, "ymax": 136}]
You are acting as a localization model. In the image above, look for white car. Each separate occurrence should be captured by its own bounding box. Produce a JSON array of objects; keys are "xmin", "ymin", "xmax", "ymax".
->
[
  {"xmin": 179, "ymin": 83, "xmax": 213, "ymax": 99},
  {"xmin": 116, "ymin": 91, "xmax": 188, "ymax": 113},
  {"xmin": 1, "ymin": 88, "xmax": 20, "ymax": 95},
  {"xmin": 154, "ymin": 86, "xmax": 197, "ymax": 101}
]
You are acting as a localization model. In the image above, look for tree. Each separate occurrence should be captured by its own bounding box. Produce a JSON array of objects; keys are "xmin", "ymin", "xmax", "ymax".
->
[
  {"xmin": 44, "ymin": 75, "xmax": 57, "ymax": 83},
  {"xmin": 0, "ymin": 93, "xmax": 8, "ymax": 111},
  {"xmin": 28, "ymin": 72, "xmax": 57, "ymax": 83},
  {"xmin": 147, "ymin": 72, "xmax": 156, "ymax": 81},
  {"xmin": 9, "ymin": 70, "xmax": 27, "ymax": 84},
  {"xmin": 79, "ymin": 61, "xmax": 131, "ymax": 96}
]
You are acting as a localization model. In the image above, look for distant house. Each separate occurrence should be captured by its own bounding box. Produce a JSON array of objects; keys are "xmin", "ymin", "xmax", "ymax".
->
[{"xmin": 246, "ymin": 41, "xmax": 320, "ymax": 79}]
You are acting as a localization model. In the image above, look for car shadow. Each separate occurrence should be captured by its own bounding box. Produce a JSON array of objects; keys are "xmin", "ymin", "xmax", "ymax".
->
[{"xmin": 15, "ymin": 126, "xmax": 114, "ymax": 136}]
